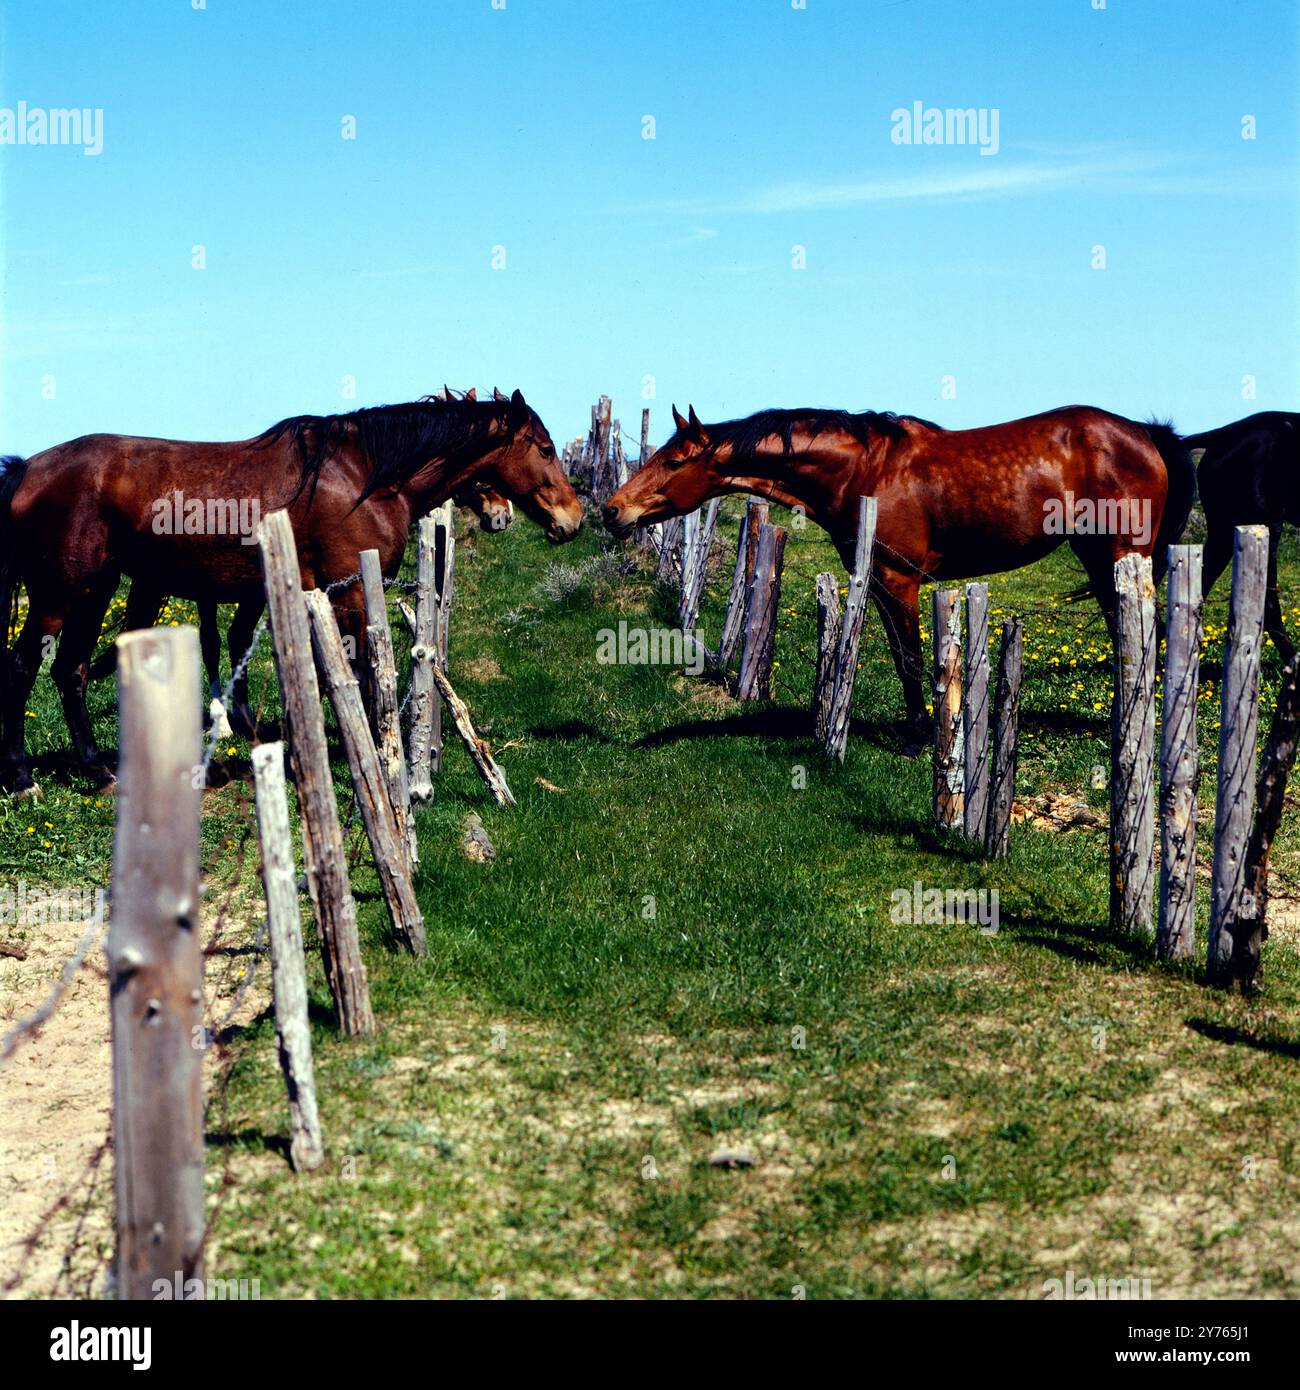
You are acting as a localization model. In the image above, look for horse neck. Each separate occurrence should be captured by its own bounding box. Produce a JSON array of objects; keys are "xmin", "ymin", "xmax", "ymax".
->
[{"xmin": 720, "ymin": 435, "xmax": 874, "ymax": 537}]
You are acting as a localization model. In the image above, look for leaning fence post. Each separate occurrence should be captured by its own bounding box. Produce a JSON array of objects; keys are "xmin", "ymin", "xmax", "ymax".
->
[
  {"xmin": 963, "ymin": 583, "xmax": 990, "ymax": 845},
  {"xmin": 361, "ymin": 549, "xmax": 415, "ymax": 871},
  {"xmin": 1110, "ymin": 553, "xmax": 1157, "ymax": 937},
  {"xmin": 1209, "ymin": 525, "xmax": 1269, "ymax": 978},
  {"xmin": 1236, "ymin": 652, "xmax": 1300, "ymax": 990},
  {"xmin": 251, "ymin": 742, "xmax": 325, "ymax": 1173},
  {"xmin": 1157, "ymin": 545, "xmax": 1203, "ymax": 961},
  {"xmin": 109, "ymin": 626, "xmax": 205, "ymax": 1298},
  {"xmin": 932, "ymin": 588, "xmax": 964, "ymax": 830},
  {"xmin": 812, "ymin": 573, "xmax": 843, "ymax": 745},
  {"xmin": 822, "ymin": 497, "xmax": 877, "ymax": 762},
  {"xmin": 984, "ymin": 618, "xmax": 1023, "ymax": 858},
  {"xmin": 259, "ymin": 510, "xmax": 374, "ymax": 1038},
  {"xmin": 679, "ymin": 498, "xmax": 721, "ymax": 633},
  {"xmin": 717, "ymin": 504, "xmax": 755, "ymax": 669},
  {"xmin": 735, "ymin": 522, "xmax": 787, "ymax": 701},
  {"xmin": 304, "ymin": 590, "xmax": 427, "ymax": 957}
]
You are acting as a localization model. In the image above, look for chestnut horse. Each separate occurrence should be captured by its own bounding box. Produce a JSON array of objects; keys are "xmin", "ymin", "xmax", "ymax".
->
[
  {"xmin": 604, "ymin": 404, "xmax": 1194, "ymax": 743},
  {"xmin": 0, "ymin": 389, "xmax": 581, "ymax": 794},
  {"xmin": 84, "ymin": 477, "xmax": 517, "ymax": 737}
]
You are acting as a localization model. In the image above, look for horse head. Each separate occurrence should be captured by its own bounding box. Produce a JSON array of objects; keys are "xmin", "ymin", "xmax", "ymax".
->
[
  {"xmin": 479, "ymin": 389, "xmax": 582, "ymax": 544},
  {"xmin": 603, "ymin": 405, "xmax": 717, "ymax": 538}
]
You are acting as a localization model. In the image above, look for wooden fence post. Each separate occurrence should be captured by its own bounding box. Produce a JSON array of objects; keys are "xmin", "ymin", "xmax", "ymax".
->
[
  {"xmin": 109, "ymin": 626, "xmax": 205, "ymax": 1299},
  {"xmin": 590, "ymin": 395, "xmax": 613, "ymax": 503},
  {"xmin": 717, "ymin": 504, "xmax": 755, "ymax": 669},
  {"xmin": 822, "ymin": 497, "xmax": 877, "ymax": 762},
  {"xmin": 407, "ymin": 517, "xmax": 438, "ymax": 802},
  {"xmin": 361, "ymin": 549, "xmax": 415, "ymax": 871},
  {"xmin": 635, "ymin": 407, "xmax": 653, "ymax": 547},
  {"xmin": 812, "ymin": 573, "xmax": 842, "ymax": 745},
  {"xmin": 259, "ymin": 510, "xmax": 373, "ymax": 1038},
  {"xmin": 656, "ymin": 515, "xmax": 683, "ymax": 582},
  {"xmin": 678, "ymin": 498, "xmax": 721, "ymax": 633},
  {"xmin": 1110, "ymin": 553, "xmax": 1156, "ymax": 937},
  {"xmin": 1235, "ymin": 652, "xmax": 1300, "ymax": 990},
  {"xmin": 431, "ymin": 502, "xmax": 456, "ymax": 774},
  {"xmin": 251, "ymin": 742, "xmax": 325, "ymax": 1173},
  {"xmin": 1157, "ymin": 545, "xmax": 1203, "ymax": 961},
  {"xmin": 1209, "ymin": 525, "xmax": 1269, "ymax": 978},
  {"xmin": 932, "ymin": 588, "xmax": 964, "ymax": 830},
  {"xmin": 431, "ymin": 667, "xmax": 517, "ymax": 808},
  {"xmin": 963, "ymin": 582, "xmax": 990, "ymax": 844},
  {"xmin": 984, "ymin": 618, "xmax": 1023, "ymax": 858},
  {"xmin": 735, "ymin": 523, "xmax": 787, "ymax": 701},
  {"xmin": 304, "ymin": 590, "xmax": 427, "ymax": 957}
]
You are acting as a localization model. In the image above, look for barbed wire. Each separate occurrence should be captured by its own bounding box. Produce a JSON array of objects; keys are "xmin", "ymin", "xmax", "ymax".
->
[{"xmin": 0, "ymin": 904, "xmax": 106, "ymax": 1071}]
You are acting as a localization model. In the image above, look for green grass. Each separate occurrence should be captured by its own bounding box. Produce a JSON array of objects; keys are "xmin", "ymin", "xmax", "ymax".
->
[{"xmin": 6, "ymin": 504, "xmax": 1300, "ymax": 1298}]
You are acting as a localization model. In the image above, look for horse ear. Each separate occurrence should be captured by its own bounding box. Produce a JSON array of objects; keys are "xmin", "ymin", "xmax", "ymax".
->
[
  {"xmin": 687, "ymin": 406, "xmax": 708, "ymax": 443},
  {"xmin": 493, "ymin": 386, "xmax": 507, "ymax": 402},
  {"xmin": 508, "ymin": 388, "xmax": 529, "ymax": 431},
  {"xmin": 672, "ymin": 404, "xmax": 688, "ymax": 432},
  {"xmin": 466, "ymin": 386, "xmax": 477, "ymax": 401}
]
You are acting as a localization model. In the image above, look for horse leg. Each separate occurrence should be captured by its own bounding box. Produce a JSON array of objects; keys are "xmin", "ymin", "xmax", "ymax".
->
[
  {"xmin": 1, "ymin": 601, "xmax": 62, "ymax": 797},
  {"xmin": 226, "ymin": 598, "xmax": 266, "ymax": 738},
  {"xmin": 198, "ymin": 601, "xmax": 235, "ymax": 739},
  {"xmin": 87, "ymin": 581, "xmax": 164, "ymax": 681},
  {"xmin": 1264, "ymin": 521, "xmax": 1296, "ymax": 664},
  {"xmin": 869, "ymin": 568, "xmax": 929, "ymax": 752},
  {"xmin": 50, "ymin": 574, "xmax": 120, "ymax": 789}
]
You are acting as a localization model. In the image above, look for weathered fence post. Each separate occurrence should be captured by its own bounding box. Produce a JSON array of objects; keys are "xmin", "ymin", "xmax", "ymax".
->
[
  {"xmin": 259, "ymin": 510, "xmax": 374, "ymax": 1037},
  {"xmin": 735, "ymin": 522, "xmax": 787, "ymax": 701},
  {"xmin": 431, "ymin": 502, "xmax": 456, "ymax": 774},
  {"xmin": 656, "ymin": 515, "xmax": 683, "ymax": 582},
  {"xmin": 1157, "ymin": 545, "xmax": 1203, "ymax": 961},
  {"xmin": 932, "ymin": 588, "xmax": 964, "ymax": 830},
  {"xmin": 812, "ymin": 572, "xmax": 842, "ymax": 745},
  {"xmin": 717, "ymin": 502, "xmax": 757, "ymax": 669},
  {"xmin": 984, "ymin": 618, "xmax": 1023, "ymax": 858},
  {"xmin": 361, "ymin": 549, "xmax": 416, "ymax": 871},
  {"xmin": 822, "ymin": 497, "xmax": 877, "ymax": 762},
  {"xmin": 109, "ymin": 625, "xmax": 205, "ymax": 1298},
  {"xmin": 1209, "ymin": 525, "xmax": 1269, "ymax": 978},
  {"xmin": 251, "ymin": 741, "xmax": 325, "ymax": 1173},
  {"xmin": 304, "ymin": 589, "xmax": 427, "ymax": 957},
  {"xmin": 963, "ymin": 583, "xmax": 990, "ymax": 845},
  {"xmin": 431, "ymin": 667, "xmax": 517, "ymax": 808},
  {"xmin": 1109, "ymin": 553, "xmax": 1156, "ymax": 937},
  {"xmin": 407, "ymin": 517, "xmax": 438, "ymax": 802},
  {"xmin": 590, "ymin": 395, "xmax": 613, "ymax": 503},
  {"xmin": 678, "ymin": 497, "xmax": 721, "ymax": 633},
  {"xmin": 635, "ymin": 407, "xmax": 654, "ymax": 547},
  {"xmin": 1235, "ymin": 651, "xmax": 1300, "ymax": 990}
]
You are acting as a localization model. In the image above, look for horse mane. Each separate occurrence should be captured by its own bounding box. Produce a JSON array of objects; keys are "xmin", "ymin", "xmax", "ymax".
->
[
  {"xmin": 687, "ymin": 407, "xmax": 942, "ymax": 464},
  {"xmin": 256, "ymin": 396, "xmax": 513, "ymax": 506}
]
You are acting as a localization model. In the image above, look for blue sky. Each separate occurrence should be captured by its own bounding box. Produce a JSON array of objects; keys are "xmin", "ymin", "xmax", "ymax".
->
[{"xmin": 1, "ymin": 0, "xmax": 1296, "ymax": 456}]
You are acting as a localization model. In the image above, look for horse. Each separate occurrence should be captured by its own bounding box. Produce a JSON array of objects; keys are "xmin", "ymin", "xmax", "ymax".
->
[
  {"xmin": 0, "ymin": 388, "xmax": 581, "ymax": 795},
  {"xmin": 604, "ymin": 404, "xmax": 1194, "ymax": 746},
  {"xmin": 82, "ymin": 477, "xmax": 517, "ymax": 737},
  {"xmin": 1184, "ymin": 411, "xmax": 1299, "ymax": 663}
]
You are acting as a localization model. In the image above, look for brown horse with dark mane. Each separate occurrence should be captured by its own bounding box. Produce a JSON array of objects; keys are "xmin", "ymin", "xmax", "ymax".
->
[
  {"xmin": 0, "ymin": 388, "xmax": 581, "ymax": 795},
  {"xmin": 604, "ymin": 404, "xmax": 1194, "ymax": 745}
]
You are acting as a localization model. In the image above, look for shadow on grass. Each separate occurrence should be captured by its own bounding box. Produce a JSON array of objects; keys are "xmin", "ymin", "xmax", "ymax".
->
[
  {"xmin": 1185, "ymin": 1018, "xmax": 1300, "ymax": 1060},
  {"xmin": 634, "ymin": 706, "xmax": 909, "ymax": 753}
]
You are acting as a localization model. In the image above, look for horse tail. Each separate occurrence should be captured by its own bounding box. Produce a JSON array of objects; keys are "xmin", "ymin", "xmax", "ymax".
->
[
  {"xmin": 1145, "ymin": 419, "xmax": 1197, "ymax": 584},
  {"xmin": 0, "ymin": 456, "xmax": 29, "ymax": 652}
]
